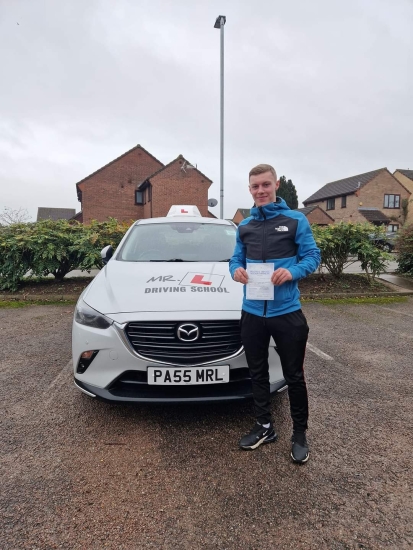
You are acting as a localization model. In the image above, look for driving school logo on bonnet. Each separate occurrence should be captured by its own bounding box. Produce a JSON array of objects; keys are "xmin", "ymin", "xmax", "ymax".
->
[
  {"xmin": 179, "ymin": 272, "xmax": 224, "ymax": 288},
  {"xmin": 144, "ymin": 272, "xmax": 230, "ymax": 294},
  {"xmin": 275, "ymin": 226, "xmax": 288, "ymax": 232}
]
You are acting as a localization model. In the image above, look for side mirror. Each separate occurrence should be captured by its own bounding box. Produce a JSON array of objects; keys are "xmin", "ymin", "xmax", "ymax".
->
[{"xmin": 101, "ymin": 245, "xmax": 113, "ymax": 265}]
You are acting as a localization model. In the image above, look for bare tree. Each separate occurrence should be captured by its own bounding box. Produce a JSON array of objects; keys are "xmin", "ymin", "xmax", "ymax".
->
[{"xmin": 0, "ymin": 207, "xmax": 31, "ymax": 226}]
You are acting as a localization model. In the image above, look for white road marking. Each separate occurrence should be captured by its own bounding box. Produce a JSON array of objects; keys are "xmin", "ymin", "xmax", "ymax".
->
[
  {"xmin": 43, "ymin": 360, "xmax": 73, "ymax": 407},
  {"xmin": 376, "ymin": 306, "xmax": 413, "ymax": 318},
  {"xmin": 46, "ymin": 360, "xmax": 72, "ymax": 390},
  {"xmin": 306, "ymin": 343, "xmax": 333, "ymax": 361}
]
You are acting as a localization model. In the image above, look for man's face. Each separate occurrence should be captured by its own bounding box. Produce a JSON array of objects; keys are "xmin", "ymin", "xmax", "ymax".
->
[{"xmin": 249, "ymin": 171, "xmax": 279, "ymax": 207}]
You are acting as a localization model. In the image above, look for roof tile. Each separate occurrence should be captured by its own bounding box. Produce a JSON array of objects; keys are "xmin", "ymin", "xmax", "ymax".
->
[
  {"xmin": 303, "ymin": 168, "xmax": 386, "ymax": 204},
  {"xmin": 37, "ymin": 208, "xmax": 76, "ymax": 221},
  {"xmin": 396, "ymin": 169, "xmax": 413, "ymax": 182},
  {"xmin": 358, "ymin": 208, "xmax": 390, "ymax": 223}
]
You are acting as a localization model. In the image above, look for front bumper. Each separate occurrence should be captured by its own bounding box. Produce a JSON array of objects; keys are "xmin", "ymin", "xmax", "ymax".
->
[
  {"xmin": 72, "ymin": 319, "xmax": 285, "ymax": 404},
  {"xmin": 74, "ymin": 371, "xmax": 287, "ymax": 403}
]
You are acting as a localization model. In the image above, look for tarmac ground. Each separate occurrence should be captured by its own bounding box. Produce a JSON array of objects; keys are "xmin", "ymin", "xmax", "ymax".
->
[{"xmin": 1, "ymin": 298, "xmax": 413, "ymax": 549}]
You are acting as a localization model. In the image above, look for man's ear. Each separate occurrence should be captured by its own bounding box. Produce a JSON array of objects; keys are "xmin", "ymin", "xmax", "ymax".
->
[{"xmin": 275, "ymin": 179, "xmax": 280, "ymax": 190}]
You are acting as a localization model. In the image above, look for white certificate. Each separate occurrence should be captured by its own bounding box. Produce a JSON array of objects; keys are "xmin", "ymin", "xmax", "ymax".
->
[{"xmin": 246, "ymin": 263, "xmax": 274, "ymax": 300}]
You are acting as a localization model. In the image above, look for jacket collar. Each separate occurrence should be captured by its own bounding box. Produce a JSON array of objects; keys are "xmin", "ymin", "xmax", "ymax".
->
[{"xmin": 250, "ymin": 197, "xmax": 285, "ymax": 220}]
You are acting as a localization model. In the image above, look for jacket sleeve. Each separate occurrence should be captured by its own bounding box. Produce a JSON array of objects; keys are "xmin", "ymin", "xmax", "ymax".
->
[
  {"xmin": 229, "ymin": 227, "xmax": 246, "ymax": 279},
  {"xmin": 288, "ymin": 215, "xmax": 321, "ymax": 280}
]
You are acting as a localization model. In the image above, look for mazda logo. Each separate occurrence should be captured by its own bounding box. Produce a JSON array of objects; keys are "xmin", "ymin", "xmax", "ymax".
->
[{"xmin": 177, "ymin": 323, "xmax": 200, "ymax": 342}]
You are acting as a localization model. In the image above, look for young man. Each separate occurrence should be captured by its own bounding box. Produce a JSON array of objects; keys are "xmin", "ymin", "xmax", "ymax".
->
[{"xmin": 229, "ymin": 164, "xmax": 320, "ymax": 463}]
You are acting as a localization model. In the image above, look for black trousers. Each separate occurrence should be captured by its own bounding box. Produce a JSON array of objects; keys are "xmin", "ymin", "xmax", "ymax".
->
[{"xmin": 240, "ymin": 309, "xmax": 309, "ymax": 432}]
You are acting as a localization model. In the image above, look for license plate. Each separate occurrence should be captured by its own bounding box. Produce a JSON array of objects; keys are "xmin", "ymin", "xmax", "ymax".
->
[{"xmin": 147, "ymin": 365, "xmax": 230, "ymax": 385}]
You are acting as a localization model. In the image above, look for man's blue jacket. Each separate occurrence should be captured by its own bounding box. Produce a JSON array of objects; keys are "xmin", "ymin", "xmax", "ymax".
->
[{"xmin": 229, "ymin": 198, "xmax": 321, "ymax": 317}]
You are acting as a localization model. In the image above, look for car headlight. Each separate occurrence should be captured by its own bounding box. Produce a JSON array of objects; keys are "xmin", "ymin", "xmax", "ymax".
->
[{"xmin": 74, "ymin": 300, "xmax": 113, "ymax": 329}]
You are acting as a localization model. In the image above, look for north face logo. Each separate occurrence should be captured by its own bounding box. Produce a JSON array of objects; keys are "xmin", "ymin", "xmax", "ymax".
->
[{"xmin": 275, "ymin": 226, "xmax": 288, "ymax": 232}]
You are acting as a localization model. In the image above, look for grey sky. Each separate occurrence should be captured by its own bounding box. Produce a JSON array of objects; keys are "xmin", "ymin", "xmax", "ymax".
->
[{"xmin": 1, "ymin": 0, "xmax": 412, "ymax": 221}]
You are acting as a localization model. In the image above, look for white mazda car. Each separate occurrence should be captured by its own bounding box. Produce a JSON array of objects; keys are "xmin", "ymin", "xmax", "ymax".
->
[{"xmin": 72, "ymin": 205, "xmax": 285, "ymax": 402}]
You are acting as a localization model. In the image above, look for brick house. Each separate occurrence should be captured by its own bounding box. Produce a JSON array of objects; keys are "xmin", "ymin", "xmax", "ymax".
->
[
  {"xmin": 75, "ymin": 145, "xmax": 213, "ymax": 223},
  {"xmin": 232, "ymin": 208, "xmax": 252, "ymax": 225},
  {"xmin": 296, "ymin": 205, "xmax": 334, "ymax": 225},
  {"xmin": 303, "ymin": 168, "xmax": 411, "ymax": 232},
  {"xmin": 232, "ymin": 205, "xmax": 333, "ymax": 226},
  {"xmin": 393, "ymin": 170, "xmax": 413, "ymax": 225}
]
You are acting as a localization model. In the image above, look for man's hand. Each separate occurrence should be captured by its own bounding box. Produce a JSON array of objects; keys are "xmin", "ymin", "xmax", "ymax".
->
[
  {"xmin": 271, "ymin": 268, "xmax": 292, "ymax": 286},
  {"xmin": 233, "ymin": 267, "xmax": 248, "ymax": 284}
]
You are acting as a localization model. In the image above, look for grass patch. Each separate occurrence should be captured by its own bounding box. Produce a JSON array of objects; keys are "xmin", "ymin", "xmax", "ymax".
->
[
  {"xmin": 0, "ymin": 300, "xmax": 76, "ymax": 308},
  {"xmin": 3, "ymin": 276, "xmax": 92, "ymax": 297},
  {"xmin": 302, "ymin": 296, "xmax": 408, "ymax": 305}
]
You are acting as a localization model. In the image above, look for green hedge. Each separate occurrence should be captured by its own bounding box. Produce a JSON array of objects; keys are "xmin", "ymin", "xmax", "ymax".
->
[
  {"xmin": 0, "ymin": 218, "xmax": 131, "ymax": 291},
  {"xmin": 0, "ymin": 223, "xmax": 35, "ymax": 292},
  {"xmin": 0, "ymin": 219, "xmax": 393, "ymax": 292},
  {"xmin": 396, "ymin": 223, "xmax": 413, "ymax": 276},
  {"xmin": 311, "ymin": 222, "xmax": 390, "ymax": 280}
]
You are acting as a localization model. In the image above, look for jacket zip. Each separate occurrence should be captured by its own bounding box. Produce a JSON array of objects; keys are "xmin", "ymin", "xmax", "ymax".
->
[{"xmin": 259, "ymin": 207, "xmax": 268, "ymax": 317}]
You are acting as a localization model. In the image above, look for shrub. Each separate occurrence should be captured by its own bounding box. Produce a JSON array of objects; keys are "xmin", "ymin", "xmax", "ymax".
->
[
  {"xmin": 74, "ymin": 218, "xmax": 132, "ymax": 271},
  {"xmin": 26, "ymin": 219, "xmax": 87, "ymax": 281},
  {"xmin": 0, "ymin": 218, "xmax": 131, "ymax": 291},
  {"xmin": 29, "ymin": 218, "xmax": 132, "ymax": 280},
  {"xmin": 0, "ymin": 223, "xmax": 34, "ymax": 291},
  {"xmin": 396, "ymin": 224, "xmax": 413, "ymax": 276},
  {"xmin": 0, "ymin": 219, "xmax": 81, "ymax": 289},
  {"xmin": 311, "ymin": 222, "xmax": 389, "ymax": 280}
]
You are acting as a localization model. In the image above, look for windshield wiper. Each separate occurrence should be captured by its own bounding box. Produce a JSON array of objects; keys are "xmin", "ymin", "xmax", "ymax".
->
[
  {"xmin": 219, "ymin": 258, "xmax": 231, "ymax": 262},
  {"xmin": 166, "ymin": 258, "xmax": 197, "ymax": 262},
  {"xmin": 149, "ymin": 258, "xmax": 195, "ymax": 262}
]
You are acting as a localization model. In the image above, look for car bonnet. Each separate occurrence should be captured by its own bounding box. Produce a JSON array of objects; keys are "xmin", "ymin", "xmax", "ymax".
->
[{"xmin": 82, "ymin": 260, "xmax": 243, "ymax": 321}]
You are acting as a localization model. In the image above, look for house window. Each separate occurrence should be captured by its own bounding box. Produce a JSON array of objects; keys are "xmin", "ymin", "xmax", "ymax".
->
[
  {"xmin": 135, "ymin": 190, "xmax": 144, "ymax": 205},
  {"xmin": 341, "ymin": 196, "xmax": 347, "ymax": 208},
  {"xmin": 326, "ymin": 198, "xmax": 335, "ymax": 211},
  {"xmin": 388, "ymin": 224, "xmax": 399, "ymax": 232},
  {"xmin": 384, "ymin": 194, "xmax": 400, "ymax": 208}
]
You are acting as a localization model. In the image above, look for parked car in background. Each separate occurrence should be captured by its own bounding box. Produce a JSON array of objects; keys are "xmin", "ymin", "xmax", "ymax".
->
[
  {"xmin": 369, "ymin": 231, "xmax": 398, "ymax": 252},
  {"xmin": 72, "ymin": 205, "xmax": 286, "ymax": 403}
]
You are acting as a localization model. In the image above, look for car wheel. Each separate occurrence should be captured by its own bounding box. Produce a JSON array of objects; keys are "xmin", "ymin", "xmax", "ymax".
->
[{"xmin": 382, "ymin": 244, "xmax": 392, "ymax": 253}]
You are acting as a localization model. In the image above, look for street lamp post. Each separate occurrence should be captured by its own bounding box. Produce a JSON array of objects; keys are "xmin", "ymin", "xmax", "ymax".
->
[{"xmin": 214, "ymin": 15, "xmax": 226, "ymax": 219}]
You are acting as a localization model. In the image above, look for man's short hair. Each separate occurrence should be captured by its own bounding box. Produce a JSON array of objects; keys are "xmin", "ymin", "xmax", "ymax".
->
[{"xmin": 249, "ymin": 164, "xmax": 277, "ymax": 181}]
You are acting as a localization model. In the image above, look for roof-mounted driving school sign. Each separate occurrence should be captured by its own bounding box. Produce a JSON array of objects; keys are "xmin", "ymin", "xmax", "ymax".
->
[
  {"xmin": 167, "ymin": 205, "xmax": 202, "ymax": 217},
  {"xmin": 145, "ymin": 272, "xmax": 229, "ymax": 294}
]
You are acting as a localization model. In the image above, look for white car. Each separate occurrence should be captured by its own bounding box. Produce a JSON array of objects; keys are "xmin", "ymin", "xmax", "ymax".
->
[{"xmin": 72, "ymin": 205, "xmax": 285, "ymax": 403}]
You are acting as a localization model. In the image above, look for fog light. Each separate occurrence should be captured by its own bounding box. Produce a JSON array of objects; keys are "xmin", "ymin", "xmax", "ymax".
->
[{"xmin": 77, "ymin": 350, "xmax": 99, "ymax": 374}]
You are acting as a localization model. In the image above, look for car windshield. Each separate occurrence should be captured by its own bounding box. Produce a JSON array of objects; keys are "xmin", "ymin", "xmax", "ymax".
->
[{"xmin": 117, "ymin": 222, "xmax": 237, "ymax": 262}]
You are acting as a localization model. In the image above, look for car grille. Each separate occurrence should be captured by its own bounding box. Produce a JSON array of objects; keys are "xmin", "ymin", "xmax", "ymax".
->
[{"xmin": 124, "ymin": 320, "xmax": 243, "ymax": 365}]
